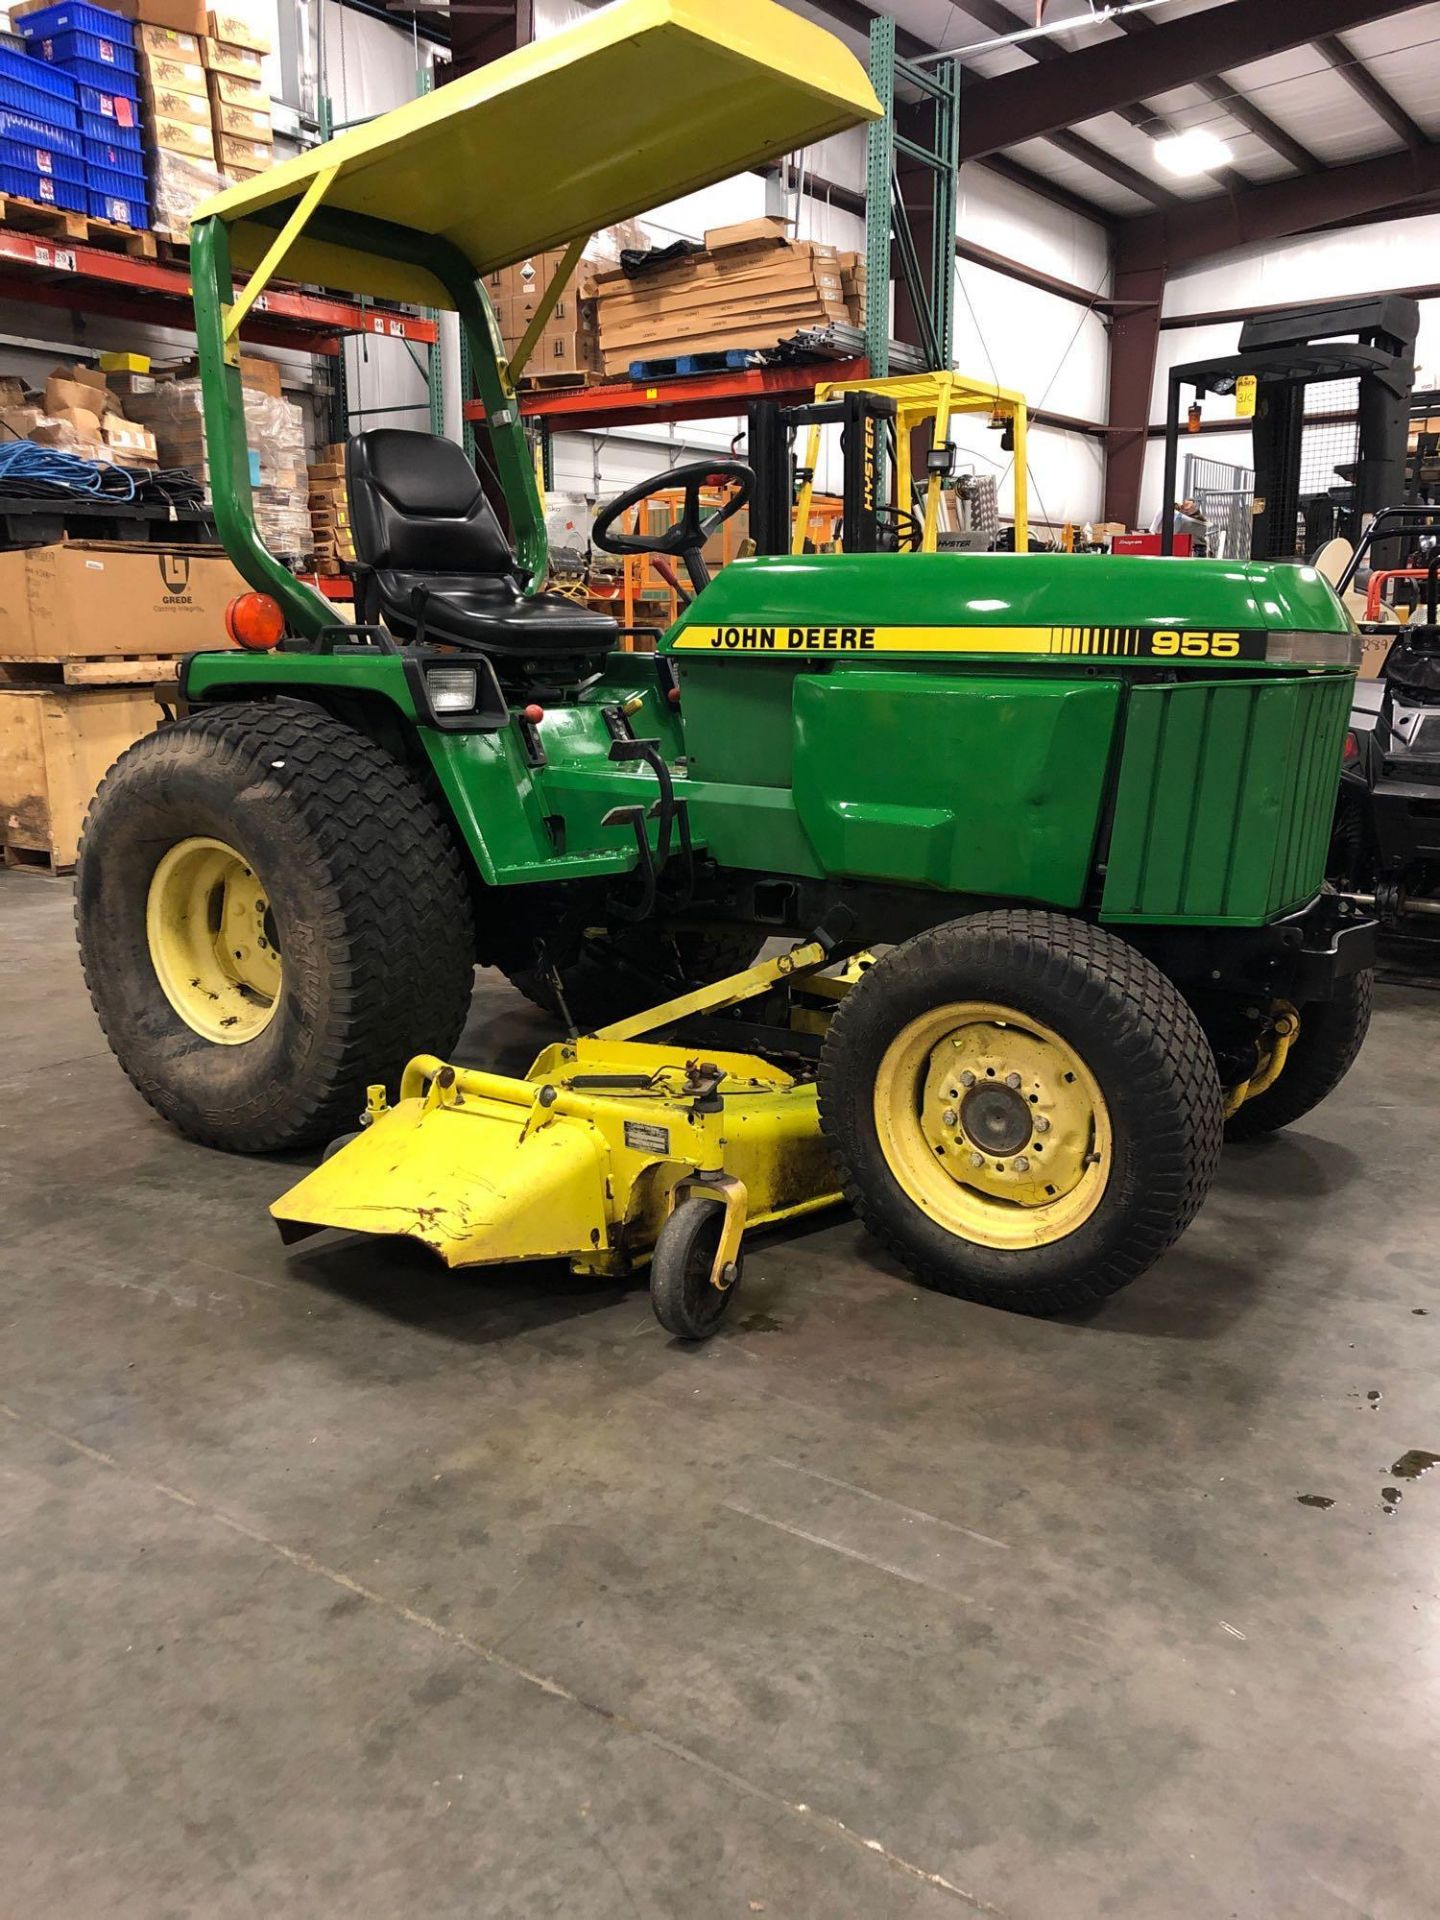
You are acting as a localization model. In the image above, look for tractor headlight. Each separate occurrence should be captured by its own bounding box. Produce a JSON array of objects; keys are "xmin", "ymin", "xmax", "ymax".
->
[
  {"xmin": 1265, "ymin": 629, "xmax": 1362, "ymax": 668},
  {"xmin": 426, "ymin": 665, "xmax": 479, "ymax": 712}
]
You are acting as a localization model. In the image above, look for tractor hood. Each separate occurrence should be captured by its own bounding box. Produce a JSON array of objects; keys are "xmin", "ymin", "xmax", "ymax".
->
[
  {"xmin": 197, "ymin": 0, "xmax": 881, "ymax": 309},
  {"xmin": 664, "ymin": 553, "xmax": 1360, "ymax": 669}
]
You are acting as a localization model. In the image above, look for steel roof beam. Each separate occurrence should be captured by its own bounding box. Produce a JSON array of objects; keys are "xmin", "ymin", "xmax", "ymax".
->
[
  {"xmin": 1317, "ymin": 33, "xmax": 1429, "ymax": 152},
  {"xmin": 1119, "ymin": 138, "xmax": 1440, "ymax": 271},
  {"xmin": 958, "ymin": 0, "xmax": 1429, "ymax": 161}
]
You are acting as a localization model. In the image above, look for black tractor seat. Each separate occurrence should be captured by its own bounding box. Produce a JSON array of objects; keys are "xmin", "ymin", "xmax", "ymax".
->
[{"xmin": 346, "ymin": 428, "xmax": 618, "ymax": 671}]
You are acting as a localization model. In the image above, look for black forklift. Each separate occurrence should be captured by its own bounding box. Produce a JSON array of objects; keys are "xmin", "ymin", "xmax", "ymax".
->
[{"xmin": 1332, "ymin": 504, "xmax": 1440, "ymax": 948}]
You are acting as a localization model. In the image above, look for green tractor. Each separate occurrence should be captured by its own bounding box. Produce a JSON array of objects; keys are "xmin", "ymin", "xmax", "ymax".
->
[{"xmin": 76, "ymin": 0, "xmax": 1374, "ymax": 1328}]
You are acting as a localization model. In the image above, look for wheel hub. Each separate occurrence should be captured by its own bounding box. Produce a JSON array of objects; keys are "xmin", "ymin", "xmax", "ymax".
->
[
  {"xmin": 875, "ymin": 1001, "xmax": 1113, "ymax": 1249},
  {"xmin": 145, "ymin": 836, "xmax": 281, "ymax": 1045},
  {"xmin": 959, "ymin": 1083, "xmax": 1032, "ymax": 1156}
]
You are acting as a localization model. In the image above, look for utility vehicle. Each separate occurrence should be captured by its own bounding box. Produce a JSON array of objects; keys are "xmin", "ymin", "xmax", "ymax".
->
[
  {"xmin": 76, "ymin": 0, "xmax": 1374, "ymax": 1334},
  {"xmin": 1330, "ymin": 506, "xmax": 1440, "ymax": 945}
]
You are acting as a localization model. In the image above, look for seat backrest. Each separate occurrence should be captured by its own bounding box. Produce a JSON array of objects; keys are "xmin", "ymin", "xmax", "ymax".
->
[{"xmin": 347, "ymin": 429, "xmax": 513, "ymax": 576}]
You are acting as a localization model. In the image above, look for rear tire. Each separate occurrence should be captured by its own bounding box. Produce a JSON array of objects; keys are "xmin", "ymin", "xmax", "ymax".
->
[
  {"xmin": 818, "ymin": 911, "xmax": 1224, "ymax": 1315},
  {"xmin": 1225, "ymin": 970, "xmax": 1373, "ymax": 1140},
  {"xmin": 76, "ymin": 701, "xmax": 475, "ymax": 1153}
]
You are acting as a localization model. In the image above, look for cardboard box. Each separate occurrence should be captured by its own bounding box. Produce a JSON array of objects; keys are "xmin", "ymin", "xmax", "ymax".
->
[
  {"xmin": 206, "ymin": 10, "xmax": 269, "ymax": 52},
  {"xmin": 139, "ymin": 21, "xmax": 201, "ymax": 57},
  {"xmin": 212, "ymin": 100, "xmax": 271, "ymax": 141},
  {"xmin": 141, "ymin": 49, "xmax": 207, "ymax": 96},
  {"xmin": 703, "ymin": 215, "xmax": 788, "ymax": 252},
  {"xmin": 151, "ymin": 113, "xmax": 216, "ymax": 158},
  {"xmin": 217, "ymin": 131, "xmax": 269, "ymax": 170},
  {"xmin": 1358, "ymin": 629, "xmax": 1395, "ymax": 681},
  {"xmin": 0, "ymin": 686, "xmax": 167, "ymax": 871},
  {"xmin": 0, "ymin": 542, "xmax": 249, "ymax": 662},
  {"xmin": 106, "ymin": 370, "xmax": 159, "ymax": 405},
  {"xmin": 143, "ymin": 82, "xmax": 211, "ymax": 125},
  {"xmin": 101, "ymin": 416, "xmax": 157, "ymax": 462},
  {"xmin": 41, "ymin": 0, "xmax": 209, "ymax": 35},
  {"xmin": 201, "ymin": 35, "xmax": 262, "ymax": 78},
  {"xmin": 239, "ymin": 353, "xmax": 281, "ymax": 398},
  {"xmin": 44, "ymin": 367, "xmax": 109, "ymax": 417},
  {"xmin": 207, "ymin": 68, "xmax": 264, "ymax": 107}
]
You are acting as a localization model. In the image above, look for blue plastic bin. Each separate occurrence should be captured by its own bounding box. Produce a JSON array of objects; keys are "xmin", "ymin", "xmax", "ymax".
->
[
  {"xmin": 13, "ymin": 3, "xmax": 135, "ymax": 44},
  {"xmin": 38, "ymin": 55, "xmax": 138, "ymax": 96},
  {"xmin": 80, "ymin": 108, "xmax": 139, "ymax": 147},
  {"xmin": 29, "ymin": 30, "xmax": 138, "ymax": 78},
  {"xmin": 0, "ymin": 159, "xmax": 86, "ymax": 210},
  {"xmin": 0, "ymin": 135, "xmax": 85, "ymax": 184},
  {"xmin": 0, "ymin": 44, "xmax": 78, "ymax": 116},
  {"xmin": 83, "ymin": 136, "xmax": 143, "ymax": 177},
  {"xmin": 0, "ymin": 107, "xmax": 81, "ymax": 156},
  {"xmin": 86, "ymin": 157, "xmax": 147, "ymax": 204},
  {"xmin": 87, "ymin": 183, "xmax": 145, "ymax": 224}
]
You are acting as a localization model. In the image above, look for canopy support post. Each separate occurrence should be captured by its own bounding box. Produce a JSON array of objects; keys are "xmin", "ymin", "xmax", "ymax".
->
[{"xmin": 222, "ymin": 165, "xmax": 340, "ymax": 355}]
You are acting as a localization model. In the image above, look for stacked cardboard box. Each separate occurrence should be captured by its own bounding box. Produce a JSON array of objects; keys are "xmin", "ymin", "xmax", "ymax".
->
[
  {"xmin": 0, "ymin": 363, "xmax": 157, "ymax": 467},
  {"xmin": 838, "ymin": 251, "xmax": 866, "ymax": 327},
  {"xmin": 132, "ymin": 20, "xmax": 223, "ymax": 239},
  {"xmin": 482, "ymin": 250, "xmax": 602, "ymax": 382},
  {"xmin": 592, "ymin": 218, "xmax": 849, "ymax": 375},
  {"xmin": 307, "ymin": 445, "xmax": 355, "ymax": 575},
  {"xmin": 202, "ymin": 12, "xmax": 270, "ymax": 181},
  {"xmin": 120, "ymin": 365, "xmax": 310, "ymax": 560}
]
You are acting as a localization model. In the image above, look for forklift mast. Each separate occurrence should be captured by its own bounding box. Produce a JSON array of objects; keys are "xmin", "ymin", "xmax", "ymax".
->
[{"xmin": 747, "ymin": 391, "xmax": 899, "ymax": 555}]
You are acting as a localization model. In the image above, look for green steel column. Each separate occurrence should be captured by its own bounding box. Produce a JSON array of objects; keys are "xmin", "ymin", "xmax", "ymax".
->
[
  {"xmin": 865, "ymin": 15, "xmax": 894, "ymax": 381},
  {"xmin": 931, "ymin": 56, "xmax": 959, "ymax": 371}
]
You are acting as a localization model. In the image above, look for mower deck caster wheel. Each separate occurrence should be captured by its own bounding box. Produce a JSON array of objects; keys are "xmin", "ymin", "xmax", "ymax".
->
[{"xmin": 650, "ymin": 1197, "xmax": 743, "ymax": 1341}]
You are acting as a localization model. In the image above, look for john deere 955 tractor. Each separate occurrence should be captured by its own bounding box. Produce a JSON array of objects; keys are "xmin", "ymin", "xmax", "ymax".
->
[{"xmin": 76, "ymin": 0, "xmax": 1374, "ymax": 1335}]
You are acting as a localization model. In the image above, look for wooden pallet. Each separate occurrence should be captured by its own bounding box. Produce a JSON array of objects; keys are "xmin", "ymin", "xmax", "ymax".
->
[
  {"xmin": 516, "ymin": 370, "xmax": 594, "ymax": 392},
  {"xmin": 0, "ymin": 653, "xmax": 183, "ymax": 689},
  {"xmin": 0, "ymin": 195, "xmax": 157, "ymax": 259}
]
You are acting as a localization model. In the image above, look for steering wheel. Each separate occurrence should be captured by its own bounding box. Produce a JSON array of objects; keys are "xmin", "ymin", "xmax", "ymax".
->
[
  {"xmin": 874, "ymin": 504, "xmax": 923, "ymax": 553},
  {"xmin": 593, "ymin": 458, "xmax": 754, "ymax": 594}
]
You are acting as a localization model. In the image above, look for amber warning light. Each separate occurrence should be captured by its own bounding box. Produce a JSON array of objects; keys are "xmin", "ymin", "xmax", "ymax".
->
[{"xmin": 225, "ymin": 592, "xmax": 286, "ymax": 651}]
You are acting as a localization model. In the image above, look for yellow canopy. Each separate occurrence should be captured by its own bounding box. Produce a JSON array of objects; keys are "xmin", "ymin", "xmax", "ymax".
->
[{"xmin": 200, "ymin": 0, "xmax": 882, "ymax": 309}]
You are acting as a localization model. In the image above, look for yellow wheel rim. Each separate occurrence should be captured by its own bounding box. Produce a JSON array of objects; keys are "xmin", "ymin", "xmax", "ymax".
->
[
  {"xmin": 873, "ymin": 1000, "xmax": 1112, "ymax": 1250},
  {"xmin": 145, "ymin": 836, "xmax": 282, "ymax": 1045}
]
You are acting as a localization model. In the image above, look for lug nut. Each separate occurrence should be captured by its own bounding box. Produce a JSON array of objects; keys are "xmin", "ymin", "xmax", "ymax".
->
[
  {"xmin": 960, "ymin": 1070, "xmax": 975, "ymax": 1087},
  {"xmin": 1014, "ymin": 1156, "xmax": 1030, "ymax": 1172},
  {"xmin": 1035, "ymin": 1115, "xmax": 1050, "ymax": 1134},
  {"xmin": 1005, "ymin": 1072, "xmax": 1021, "ymax": 1089},
  {"xmin": 970, "ymin": 1151, "xmax": 985, "ymax": 1167},
  {"xmin": 942, "ymin": 1107, "xmax": 958, "ymax": 1128}
]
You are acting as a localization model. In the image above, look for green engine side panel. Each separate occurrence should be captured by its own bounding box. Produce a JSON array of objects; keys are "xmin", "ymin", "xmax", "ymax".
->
[
  {"xmin": 1100, "ymin": 673, "xmax": 1352, "ymax": 924},
  {"xmin": 790, "ymin": 671, "xmax": 1120, "ymax": 900}
]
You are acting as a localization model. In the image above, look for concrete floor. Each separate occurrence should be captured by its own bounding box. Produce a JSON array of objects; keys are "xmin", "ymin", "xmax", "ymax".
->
[{"xmin": 3, "ymin": 870, "xmax": 1439, "ymax": 1920}]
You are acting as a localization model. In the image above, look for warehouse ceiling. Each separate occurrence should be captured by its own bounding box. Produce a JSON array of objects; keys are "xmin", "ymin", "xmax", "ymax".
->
[{"xmin": 787, "ymin": 0, "xmax": 1440, "ymax": 238}]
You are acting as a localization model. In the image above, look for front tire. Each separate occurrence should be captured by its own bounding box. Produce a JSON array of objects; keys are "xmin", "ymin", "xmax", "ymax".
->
[
  {"xmin": 1225, "ymin": 971, "xmax": 1373, "ymax": 1140},
  {"xmin": 76, "ymin": 701, "xmax": 476, "ymax": 1153},
  {"xmin": 818, "ymin": 911, "xmax": 1224, "ymax": 1315}
]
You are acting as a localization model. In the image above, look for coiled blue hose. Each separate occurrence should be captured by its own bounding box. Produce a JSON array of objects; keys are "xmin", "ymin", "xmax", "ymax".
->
[{"xmin": 0, "ymin": 437, "xmax": 136, "ymax": 499}]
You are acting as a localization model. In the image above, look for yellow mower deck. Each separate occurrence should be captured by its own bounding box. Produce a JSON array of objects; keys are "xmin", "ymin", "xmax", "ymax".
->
[{"xmin": 271, "ymin": 943, "xmax": 853, "ymax": 1278}]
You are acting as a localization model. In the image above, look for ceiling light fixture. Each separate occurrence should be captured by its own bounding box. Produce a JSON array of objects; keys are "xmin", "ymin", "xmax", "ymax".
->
[{"xmin": 1153, "ymin": 128, "xmax": 1234, "ymax": 176}]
